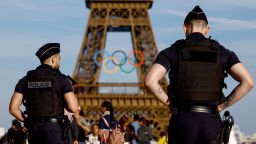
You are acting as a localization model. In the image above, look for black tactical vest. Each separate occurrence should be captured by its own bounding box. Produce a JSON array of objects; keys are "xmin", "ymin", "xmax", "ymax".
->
[
  {"xmin": 23, "ymin": 68, "xmax": 62, "ymax": 117},
  {"xmin": 173, "ymin": 39, "xmax": 225, "ymax": 101}
]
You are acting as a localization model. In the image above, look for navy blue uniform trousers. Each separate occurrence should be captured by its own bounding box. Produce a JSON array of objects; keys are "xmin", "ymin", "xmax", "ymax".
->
[
  {"xmin": 28, "ymin": 121, "xmax": 64, "ymax": 144},
  {"xmin": 168, "ymin": 111, "xmax": 222, "ymax": 144}
]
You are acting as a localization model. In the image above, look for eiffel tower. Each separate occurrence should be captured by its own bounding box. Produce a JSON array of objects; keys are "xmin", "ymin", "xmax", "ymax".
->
[{"xmin": 72, "ymin": 0, "xmax": 170, "ymax": 137}]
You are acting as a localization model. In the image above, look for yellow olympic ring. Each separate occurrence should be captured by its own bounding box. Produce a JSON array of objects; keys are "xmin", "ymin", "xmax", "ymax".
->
[{"xmin": 102, "ymin": 56, "xmax": 119, "ymax": 74}]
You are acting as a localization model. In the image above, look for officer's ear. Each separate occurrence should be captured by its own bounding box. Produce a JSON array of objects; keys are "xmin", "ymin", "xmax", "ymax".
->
[
  {"xmin": 50, "ymin": 55, "xmax": 58, "ymax": 66},
  {"xmin": 183, "ymin": 24, "xmax": 187, "ymax": 34},
  {"xmin": 183, "ymin": 24, "xmax": 191, "ymax": 36},
  {"xmin": 204, "ymin": 26, "xmax": 210, "ymax": 35},
  {"xmin": 51, "ymin": 56, "xmax": 55, "ymax": 64}
]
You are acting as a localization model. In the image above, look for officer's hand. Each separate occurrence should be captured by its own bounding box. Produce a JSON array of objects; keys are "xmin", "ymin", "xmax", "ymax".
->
[
  {"xmin": 217, "ymin": 103, "xmax": 226, "ymax": 113},
  {"xmin": 73, "ymin": 139, "xmax": 78, "ymax": 144},
  {"xmin": 22, "ymin": 127, "xmax": 27, "ymax": 133}
]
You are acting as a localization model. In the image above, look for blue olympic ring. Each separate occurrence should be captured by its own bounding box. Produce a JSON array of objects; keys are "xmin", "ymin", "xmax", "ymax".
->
[{"xmin": 93, "ymin": 50, "xmax": 110, "ymax": 66}]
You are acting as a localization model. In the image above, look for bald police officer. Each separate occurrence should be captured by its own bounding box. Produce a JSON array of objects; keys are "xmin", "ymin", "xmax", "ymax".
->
[
  {"xmin": 9, "ymin": 43, "xmax": 80, "ymax": 144},
  {"xmin": 145, "ymin": 6, "xmax": 254, "ymax": 144}
]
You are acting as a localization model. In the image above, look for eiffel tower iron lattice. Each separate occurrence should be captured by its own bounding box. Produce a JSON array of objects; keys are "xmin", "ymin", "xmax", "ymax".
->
[{"xmin": 72, "ymin": 0, "xmax": 170, "ymax": 138}]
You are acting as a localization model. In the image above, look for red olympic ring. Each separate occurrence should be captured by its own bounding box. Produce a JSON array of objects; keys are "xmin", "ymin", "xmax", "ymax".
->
[{"xmin": 127, "ymin": 50, "xmax": 144, "ymax": 67}]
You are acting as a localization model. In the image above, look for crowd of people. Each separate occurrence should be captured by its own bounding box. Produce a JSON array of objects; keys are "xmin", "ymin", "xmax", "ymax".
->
[
  {"xmin": 1, "ymin": 101, "xmax": 167, "ymax": 144},
  {"xmin": 0, "ymin": 120, "xmax": 27, "ymax": 144},
  {"xmin": 62, "ymin": 100, "xmax": 167, "ymax": 144}
]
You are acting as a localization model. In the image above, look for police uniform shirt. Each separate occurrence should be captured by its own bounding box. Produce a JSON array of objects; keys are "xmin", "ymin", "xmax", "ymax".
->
[
  {"xmin": 155, "ymin": 32, "xmax": 240, "ymax": 105},
  {"xmin": 14, "ymin": 64, "xmax": 73, "ymax": 102}
]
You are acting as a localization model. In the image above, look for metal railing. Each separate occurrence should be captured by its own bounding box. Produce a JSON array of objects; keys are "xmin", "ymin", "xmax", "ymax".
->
[
  {"xmin": 85, "ymin": 0, "xmax": 153, "ymax": 9},
  {"xmin": 74, "ymin": 82, "xmax": 147, "ymax": 95}
]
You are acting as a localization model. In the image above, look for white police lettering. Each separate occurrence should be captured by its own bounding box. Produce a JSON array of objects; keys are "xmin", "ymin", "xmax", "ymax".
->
[{"xmin": 28, "ymin": 81, "xmax": 52, "ymax": 88}]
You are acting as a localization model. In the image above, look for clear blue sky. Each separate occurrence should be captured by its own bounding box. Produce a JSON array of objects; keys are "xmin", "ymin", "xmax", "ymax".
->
[{"xmin": 0, "ymin": 0, "xmax": 255, "ymax": 135}]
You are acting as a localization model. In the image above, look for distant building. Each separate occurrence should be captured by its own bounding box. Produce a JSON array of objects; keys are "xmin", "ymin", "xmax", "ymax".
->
[
  {"xmin": 231, "ymin": 125, "xmax": 256, "ymax": 144},
  {"xmin": 0, "ymin": 127, "xmax": 5, "ymax": 139},
  {"xmin": 229, "ymin": 127, "xmax": 238, "ymax": 144}
]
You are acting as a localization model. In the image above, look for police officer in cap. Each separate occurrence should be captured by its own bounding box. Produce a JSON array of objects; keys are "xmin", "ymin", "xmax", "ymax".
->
[
  {"xmin": 145, "ymin": 6, "xmax": 254, "ymax": 144},
  {"xmin": 9, "ymin": 43, "xmax": 81, "ymax": 144}
]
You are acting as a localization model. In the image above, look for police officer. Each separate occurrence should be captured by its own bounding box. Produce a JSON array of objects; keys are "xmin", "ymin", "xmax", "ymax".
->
[
  {"xmin": 9, "ymin": 43, "xmax": 80, "ymax": 144},
  {"xmin": 145, "ymin": 6, "xmax": 254, "ymax": 144}
]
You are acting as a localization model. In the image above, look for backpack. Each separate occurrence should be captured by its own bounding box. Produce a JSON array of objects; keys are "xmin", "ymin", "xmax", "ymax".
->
[
  {"xmin": 101, "ymin": 117, "xmax": 125, "ymax": 144},
  {"xmin": 108, "ymin": 127, "xmax": 125, "ymax": 144}
]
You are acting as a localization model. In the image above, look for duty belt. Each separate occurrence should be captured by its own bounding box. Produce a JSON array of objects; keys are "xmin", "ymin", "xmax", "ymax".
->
[
  {"xmin": 172, "ymin": 105, "xmax": 217, "ymax": 115},
  {"xmin": 29, "ymin": 117, "xmax": 59, "ymax": 123}
]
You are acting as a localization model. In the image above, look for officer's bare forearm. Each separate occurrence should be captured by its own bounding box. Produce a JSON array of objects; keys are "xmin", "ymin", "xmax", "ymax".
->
[
  {"xmin": 64, "ymin": 92, "xmax": 80, "ymax": 113},
  {"xmin": 9, "ymin": 92, "xmax": 26, "ymax": 122},
  {"xmin": 218, "ymin": 63, "xmax": 254, "ymax": 112},
  {"xmin": 145, "ymin": 64, "xmax": 170, "ymax": 105},
  {"xmin": 220, "ymin": 81, "xmax": 253, "ymax": 110},
  {"xmin": 9, "ymin": 109, "xmax": 26, "ymax": 122},
  {"xmin": 146, "ymin": 82, "xmax": 170, "ymax": 106}
]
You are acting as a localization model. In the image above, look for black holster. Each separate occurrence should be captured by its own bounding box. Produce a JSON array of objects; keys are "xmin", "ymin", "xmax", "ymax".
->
[
  {"xmin": 24, "ymin": 117, "xmax": 35, "ymax": 131},
  {"xmin": 61, "ymin": 115, "xmax": 71, "ymax": 140},
  {"xmin": 211, "ymin": 111, "xmax": 234, "ymax": 144}
]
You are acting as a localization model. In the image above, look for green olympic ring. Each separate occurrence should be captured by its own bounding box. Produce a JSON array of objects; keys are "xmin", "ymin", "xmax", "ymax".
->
[{"xmin": 119, "ymin": 57, "xmax": 136, "ymax": 74}]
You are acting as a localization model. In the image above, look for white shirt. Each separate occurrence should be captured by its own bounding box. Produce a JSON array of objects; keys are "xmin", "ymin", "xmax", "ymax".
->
[{"xmin": 86, "ymin": 133, "xmax": 100, "ymax": 144}]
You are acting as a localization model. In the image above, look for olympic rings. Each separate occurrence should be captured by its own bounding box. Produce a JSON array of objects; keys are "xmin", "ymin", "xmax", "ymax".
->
[
  {"xmin": 93, "ymin": 50, "xmax": 144, "ymax": 74},
  {"xmin": 119, "ymin": 57, "xmax": 136, "ymax": 73},
  {"xmin": 111, "ymin": 50, "xmax": 127, "ymax": 66},
  {"xmin": 93, "ymin": 50, "xmax": 110, "ymax": 66},
  {"xmin": 128, "ymin": 50, "xmax": 144, "ymax": 67},
  {"xmin": 102, "ymin": 57, "xmax": 119, "ymax": 74}
]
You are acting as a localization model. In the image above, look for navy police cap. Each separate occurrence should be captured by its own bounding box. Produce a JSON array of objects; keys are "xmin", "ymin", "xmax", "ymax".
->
[
  {"xmin": 184, "ymin": 5, "xmax": 208, "ymax": 24},
  {"xmin": 36, "ymin": 43, "xmax": 60, "ymax": 61}
]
